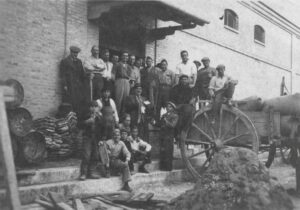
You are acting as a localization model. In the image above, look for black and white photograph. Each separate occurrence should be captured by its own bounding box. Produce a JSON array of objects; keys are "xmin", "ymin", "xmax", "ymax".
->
[{"xmin": 0, "ymin": 0, "xmax": 300, "ymax": 209}]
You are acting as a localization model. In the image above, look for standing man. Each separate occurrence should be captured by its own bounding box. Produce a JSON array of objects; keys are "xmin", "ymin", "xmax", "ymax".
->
[
  {"xmin": 159, "ymin": 102, "xmax": 178, "ymax": 171},
  {"xmin": 124, "ymin": 83, "xmax": 148, "ymax": 135},
  {"xmin": 140, "ymin": 56, "xmax": 159, "ymax": 109},
  {"xmin": 209, "ymin": 64, "xmax": 237, "ymax": 123},
  {"xmin": 97, "ymin": 88, "xmax": 119, "ymax": 140},
  {"xmin": 194, "ymin": 57, "xmax": 217, "ymax": 100},
  {"xmin": 113, "ymin": 51, "xmax": 131, "ymax": 114},
  {"xmin": 60, "ymin": 46, "xmax": 87, "ymax": 122},
  {"xmin": 128, "ymin": 55, "xmax": 141, "ymax": 89},
  {"xmin": 170, "ymin": 75, "xmax": 195, "ymax": 132},
  {"xmin": 84, "ymin": 45, "xmax": 106, "ymax": 100},
  {"xmin": 106, "ymin": 128, "xmax": 132, "ymax": 192},
  {"xmin": 175, "ymin": 50, "xmax": 197, "ymax": 88},
  {"xmin": 102, "ymin": 49, "xmax": 114, "ymax": 94},
  {"xmin": 156, "ymin": 59, "xmax": 176, "ymax": 120}
]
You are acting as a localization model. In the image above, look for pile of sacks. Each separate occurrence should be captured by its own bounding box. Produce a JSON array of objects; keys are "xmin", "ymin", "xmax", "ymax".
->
[
  {"xmin": 165, "ymin": 147, "xmax": 293, "ymax": 210},
  {"xmin": 33, "ymin": 112, "xmax": 78, "ymax": 159}
]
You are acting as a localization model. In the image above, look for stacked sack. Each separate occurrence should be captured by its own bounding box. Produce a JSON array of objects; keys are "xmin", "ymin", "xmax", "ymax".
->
[{"xmin": 33, "ymin": 111, "xmax": 78, "ymax": 159}]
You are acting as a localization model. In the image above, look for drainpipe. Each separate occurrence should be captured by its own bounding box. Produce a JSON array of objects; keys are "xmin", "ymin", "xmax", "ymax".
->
[
  {"xmin": 63, "ymin": 0, "xmax": 68, "ymax": 57},
  {"xmin": 154, "ymin": 18, "xmax": 157, "ymax": 65}
]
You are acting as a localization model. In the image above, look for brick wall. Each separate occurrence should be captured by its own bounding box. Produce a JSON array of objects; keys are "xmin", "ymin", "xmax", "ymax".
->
[{"xmin": 0, "ymin": 0, "xmax": 99, "ymax": 118}]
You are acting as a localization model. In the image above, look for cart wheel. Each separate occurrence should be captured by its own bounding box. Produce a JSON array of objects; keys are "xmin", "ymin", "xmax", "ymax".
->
[{"xmin": 180, "ymin": 104, "xmax": 259, "ymax": 179}]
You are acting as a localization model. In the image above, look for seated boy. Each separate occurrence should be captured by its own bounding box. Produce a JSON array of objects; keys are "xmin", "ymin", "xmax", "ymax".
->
[{"xmin": 129, "ymin": 126, "xmax": 152, "ymax": 173}]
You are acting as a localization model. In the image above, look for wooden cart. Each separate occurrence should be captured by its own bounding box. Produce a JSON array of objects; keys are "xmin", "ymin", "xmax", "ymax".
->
[{"xmin": 179, "ymin": 101, "xmax": 293, "ymax": 179}]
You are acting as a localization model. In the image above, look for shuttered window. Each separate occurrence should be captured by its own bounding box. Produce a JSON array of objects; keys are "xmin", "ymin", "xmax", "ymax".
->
[
  {"xmin": 254, "ymin": 25, "xmax": 265, "ymax": 44},
  {"xmin": 224, "ymin": 9, "xmax": 239, "ymax": 30}
]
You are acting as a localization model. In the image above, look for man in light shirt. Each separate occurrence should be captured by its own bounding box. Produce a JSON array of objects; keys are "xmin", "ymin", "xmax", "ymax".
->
[
  {"xmin": 209, "ymin": 64, "xmax": 238, "ymax": 123},
  {"xmin": 129, "ymin": 126, "xmax": 152, "ymax": 173},
  {"xmin": 106, "ymin": 128, "xmax": 132, "ymax": 192},
  {"xmin": 84, "ymin": 45, "xmax": 106, "ymax": 100},
  {"xmin": 102, "ymin": 49, "xmax": 114, "ymax": 94},
  {"xmin": 175, "ymin": 50, "xmax": 197, "ymax": 88}
]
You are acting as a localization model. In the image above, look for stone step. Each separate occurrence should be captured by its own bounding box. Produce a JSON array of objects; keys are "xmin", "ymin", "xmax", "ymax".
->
[
  {"xmin": 3, "ymin": 157, "xmax": 201, "ymax": 187},
  {"xmin": 0, "ymin": 169, "xmax": 192, "ymax": 206}
]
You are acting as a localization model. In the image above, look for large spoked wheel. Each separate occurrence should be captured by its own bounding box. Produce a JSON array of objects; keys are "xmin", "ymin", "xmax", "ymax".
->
[{"xmin": 180, "ymin": 104, "xmax": 259, "ymax": 179}]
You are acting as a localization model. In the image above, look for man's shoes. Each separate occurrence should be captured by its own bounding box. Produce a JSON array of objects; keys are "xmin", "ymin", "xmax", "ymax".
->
[
  {"xmin": 79, "ymin": 174, "xmax": 86, "ymax": 181},
  {"xmin": 121, "ymin": 184, "xmax": 133, "ymax": 192},
  {"xmin": 138, "ymin": 166, "xmax": 149, "ymax": 174},
  {"xmin": 88, "ymin": 173, "xmax": 101, "ymax": 179},
  {"xmin": 104, "ymin": 171, "xmax": 111, "ymax": 178}
]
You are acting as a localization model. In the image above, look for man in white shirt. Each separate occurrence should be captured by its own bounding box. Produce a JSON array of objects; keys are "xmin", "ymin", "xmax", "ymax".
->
[
  {"xmin": 84, "ymin": 45, "xmax": 106, "ymax": 100},
  {"xmin": 175, "ymin": 50, "xmax": 197, "ymax": 88},
  {"xmin": 102, "ymin": 49, "xmax": 114, "ymax": 94},
  {"xmin": 96, "ymin": 87, "xmax": 119, "ymax": 140},
  {"xmin": 128, "ymin": 126, "xmax": 152, "ymax": 173},
  {"xmin": 209, "ymin": 64, "xmax": 238, "ymax": 123}
]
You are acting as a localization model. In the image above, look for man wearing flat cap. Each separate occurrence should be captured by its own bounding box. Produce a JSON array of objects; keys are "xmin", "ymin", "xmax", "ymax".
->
[
  {"xmin": 209, "ymin": 64, "xmax": 238, "ymax": 123},
  {"xmin": 60, "ymin": 45, "xmax": 87, "ymax": 122},
  {"xmin": 159, "ymin": 101, "xmax": 178, "ymax": 171},
  {"xmin": 124, "ymin": 83, "xmax": 152, "ymax": 141},
  {"xmin": 194, "ymin": 57, "xmax": 216, "ymax": 101}
]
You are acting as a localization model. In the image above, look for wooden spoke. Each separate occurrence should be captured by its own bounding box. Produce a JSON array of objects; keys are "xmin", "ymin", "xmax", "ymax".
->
[
  {"xmin": 218, "ymin": 107, "xmax": 223, "ymax": 138},
  {"xmin": 203, "ymin": 112, "xmax": 217, "ymax": 139},
  {"xmin": 191, "ymin": 123, "xmax": 213, "ymax": 142},
  {"xmin": 202, "ymin": 152, "xmax": 213, "ymax": 168},
  {"xmin": 221, "ymin": 115, "xmax": 240, "ymax": 140},
  {"xmin": 186, "ymin": 138, "xmax": 211, "ymax": 145},
  {"xmin": 189, "ymin": 147, "xmax": 212, "ymax": 159},
  {"xmin": 223, "ymin": 132, "xmax": 251, "ymax": 144}
]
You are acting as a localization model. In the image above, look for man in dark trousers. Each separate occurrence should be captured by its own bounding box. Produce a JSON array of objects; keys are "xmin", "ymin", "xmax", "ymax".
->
[
  {"xmin": 194, "ymin": 57, "xmax": 216, "ymax": 100},
  {"xmin": 159, "ymin": 102, "xmax": 178, "ymax": 171},
  {"xmin": 60, "ymin": 46, "xmax": 87, "ymax": 122},
  {"xmin": 79, "ymin": 101, "xmax": 109, "ymax": 180},
  {"xmin": 170, "ymin": 74, "xmax": 195, "ymax": 132},
  {"xmin": 209, "ymin": 64, "xmax": 238, "ymax": 123},
  {"xmin": 96, "ymin": 87, "xmax": 119, "ymax": 140},
  {"xmin": 124, "ymin": 83, "xmax": 152, "ymax": 140}
]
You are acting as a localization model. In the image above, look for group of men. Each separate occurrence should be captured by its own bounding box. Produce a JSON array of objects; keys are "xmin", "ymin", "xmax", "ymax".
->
[{"xmin": 59, "ymin": 45, "xmax": 237, "ymax": 192}]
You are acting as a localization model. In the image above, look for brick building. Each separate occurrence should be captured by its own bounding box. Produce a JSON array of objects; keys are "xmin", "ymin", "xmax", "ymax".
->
[{"xmin": 0, "ymin": 0, "xmax": 300, "ymax": 118}]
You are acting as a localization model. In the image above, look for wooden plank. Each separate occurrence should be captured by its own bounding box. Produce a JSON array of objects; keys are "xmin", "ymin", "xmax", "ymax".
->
[
  {"xmin": 73, "ymin": 199, "xmax": 86, "ymax": 210},
  {"xmin": 0, "ymin": 85, "xmax": 15, "ymax": 102},
  {"xmin": 0, "ymin": 89, "xmax": 21, "ymax": 209}
]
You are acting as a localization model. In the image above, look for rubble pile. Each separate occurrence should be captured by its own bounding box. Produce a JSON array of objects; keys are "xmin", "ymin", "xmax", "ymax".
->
[
  {"xmin": 165, "ymin": 147, "xmax": 293, "ymax": 210},
  {"xmin": 33, "ymin": 111, "xmax": 79, "ymax": 159}
]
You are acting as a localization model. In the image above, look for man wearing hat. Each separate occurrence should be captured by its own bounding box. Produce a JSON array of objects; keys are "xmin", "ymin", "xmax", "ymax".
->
[
  {"xmin": 159, "ymin": 101, "xmax": 179, "ymax": 171},
  {"xmin": 96, "ymin": 87, "xmax": 119, "ymax": 140},
  {"xmin": 60, "ymin": 45, "xmax": 87, "ymax": 122},
  {"xmin": 175, "ymin": 50, "xmax": 197, "ymax": 88},
  {"xmin": 209, "ymin": 64, "xmax": 238, "ymax": 123},
  {"xmin": 84, "ymin": 45, "xmax": 106, "ymax": 100},
  {"xmin": 170, "ymin": 74, "xmax": 194, "ymax": 105},
  {"xmin": 124, "ymin": 83, "xmax": 152, "ymax": 141},
  {"xmin": 170, "ymin": 74, "xmax": 196, "ymax": 133},
  {"xmin": 194, "ymin": 57, "xmax": 216, "ymax": 101}
]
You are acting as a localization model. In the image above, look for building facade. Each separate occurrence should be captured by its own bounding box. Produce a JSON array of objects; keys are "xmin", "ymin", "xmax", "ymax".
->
[{"xmin": 0, "ymin": 0, "xmax": 299, "ymax": 118}]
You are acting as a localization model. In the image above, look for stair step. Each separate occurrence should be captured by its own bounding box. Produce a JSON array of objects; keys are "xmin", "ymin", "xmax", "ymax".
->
[
  {"xmin": 0, "ymin": 169, "xmax": 192, "ymax": 206},
  {"xmin": 5, "ymin": 157, "xmax": 203, "ymax": 187}
]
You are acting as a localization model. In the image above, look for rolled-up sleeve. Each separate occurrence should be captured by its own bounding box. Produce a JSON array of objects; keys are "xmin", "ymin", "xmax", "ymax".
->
[{"xmin": 110, "ymin": 99, "xmax": 119, "ymax": 123}]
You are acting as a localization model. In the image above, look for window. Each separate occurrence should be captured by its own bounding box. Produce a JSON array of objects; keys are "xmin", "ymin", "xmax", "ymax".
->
[
  {"xmin": 224, "ymin": 9, "xmax": 239, "ymax": 30},
  {"xmin": 254, "ymin": 25, "xmax": 265, "ymax": 44}
]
